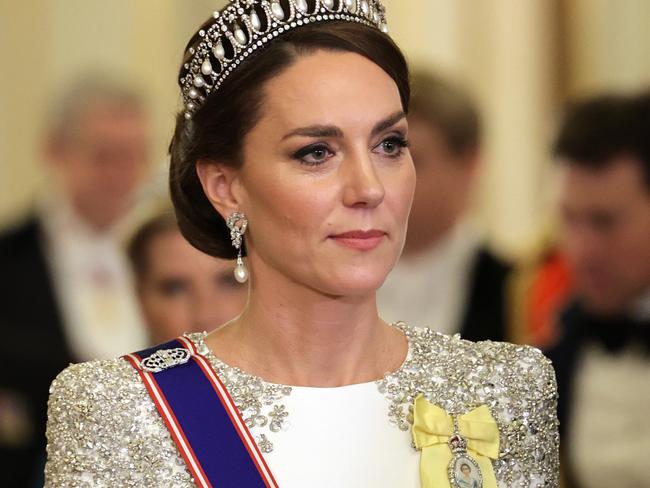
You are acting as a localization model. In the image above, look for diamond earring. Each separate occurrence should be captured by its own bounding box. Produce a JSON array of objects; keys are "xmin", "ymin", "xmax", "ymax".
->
[{"xmin": 226, "ymin": 212, "xmax": 249, "ymax": 283}]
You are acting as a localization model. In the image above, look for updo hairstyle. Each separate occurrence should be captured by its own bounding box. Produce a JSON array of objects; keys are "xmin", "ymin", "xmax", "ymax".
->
[{"xmin": 169, "ymin": 18, "xmax": 410, "ymax": 259}]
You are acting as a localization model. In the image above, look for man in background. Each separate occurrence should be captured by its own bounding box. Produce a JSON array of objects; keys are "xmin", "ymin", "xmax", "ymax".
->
[
  {"xmin": 378, "ymin": 70, "xmax": 512, "ymax": 341},
  {"xmin": 547, "ymin": 92, "xmax": 650, "ymax": 487},
  {"xmin": 0, "ymin": 75, "xmax": 151, "ymax": 486}
]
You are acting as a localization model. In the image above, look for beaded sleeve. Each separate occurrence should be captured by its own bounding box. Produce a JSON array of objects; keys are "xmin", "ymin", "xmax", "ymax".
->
[
  {"xmin": 44, "ymin": 326, "xmax": 560, "ymax": 487},
  {"xmin": 377, "ymin": 325, "xmax": 560, "ymax": 487},
  {"xmin": 44, "ymin": 359, "xmax": 195, "ymax": 487}
]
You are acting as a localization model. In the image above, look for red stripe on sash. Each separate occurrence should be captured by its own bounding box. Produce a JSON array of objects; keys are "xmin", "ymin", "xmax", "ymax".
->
[
  {"xmin": 123, "ymin": 353, "xmax": 213, "ymax": 488},
  {"xmin": 177, "ymin": 336, "xmax": 280, "ymax": 488}
]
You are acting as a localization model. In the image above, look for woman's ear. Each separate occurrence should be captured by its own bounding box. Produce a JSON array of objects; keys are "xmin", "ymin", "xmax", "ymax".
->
[{"xmin": 196, "ymin": 160, "xmax": 244, "ymax": 219}]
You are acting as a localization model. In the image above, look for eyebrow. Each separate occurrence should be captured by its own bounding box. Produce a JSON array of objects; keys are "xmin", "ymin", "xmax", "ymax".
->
[
  {"xmin": 371, "ymin": 110, "xmax": 407, "ymax": 137},
  {"xmin": 281, "ymin": 110, "xmax": 406, "ymax": 141}
]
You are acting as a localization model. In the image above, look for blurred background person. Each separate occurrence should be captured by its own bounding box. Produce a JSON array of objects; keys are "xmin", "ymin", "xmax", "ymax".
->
[
  {"xmin": 546, "ymin": 91, "xmax": 650, "ymax": 488},
  {"xmin": 510, "ymin": 229, "xmax": 575, "ymax": 349},
  {"xmin": 0, "ymin": 74, "xmax": 151, "ymax": 486},
  {"xmin": 378, "ymin": 70, "xmax": 512, "ymax": 341},
  {"xmin": 2, "ymin": 1, "xmax": 650, "ymax": 485},
  {"xmin": 128, "ymin": 210, "xmax": 248, "ymax": 344}
]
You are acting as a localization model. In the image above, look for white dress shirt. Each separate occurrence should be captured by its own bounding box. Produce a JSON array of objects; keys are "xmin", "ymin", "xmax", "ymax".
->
[
  {"xmin": 570, "ymin": 288, "xmax": 650, "ymax": 488},
  {"xmin": 39, "ymin": 195, "xmax": 147, "ymax": 361},
  {"xmin": 378, "ymin": 221, "xmax": 482, "ymax": 335},
  {"xmin": 570, "ymin": 345, "xmax": 650, "ymax": 488}
]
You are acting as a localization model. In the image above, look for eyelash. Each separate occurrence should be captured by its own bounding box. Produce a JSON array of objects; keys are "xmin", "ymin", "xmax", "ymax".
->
[
  {"xmin": 379, "ymin": 135, "xmax": 410, "ymax": 158},
  {"xmin": 293, "ymin": 135, "xmax": 410, "ymax": 166},
  {"xmin": 293, "ymin": 143, "xmax": 332, "ymax": 166}
]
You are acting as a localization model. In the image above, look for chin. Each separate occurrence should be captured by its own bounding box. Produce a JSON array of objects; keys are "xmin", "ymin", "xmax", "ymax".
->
[{"xmin": 320, "ymin": 266, "xmax": 391, "ymax": 298}]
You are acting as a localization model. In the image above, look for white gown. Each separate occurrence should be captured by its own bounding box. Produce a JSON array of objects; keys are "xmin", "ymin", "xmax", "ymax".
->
[
  {"xmin": 266, "ymin": 382, "xmax": 419, "ymax": 487},
  {"xmin": 44, "ymin": 323, "xmax": 559, "ymax": 487}
]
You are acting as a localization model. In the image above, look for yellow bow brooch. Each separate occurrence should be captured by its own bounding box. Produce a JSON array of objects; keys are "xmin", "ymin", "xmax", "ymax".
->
[{"xmin": 412, "ymin": 394, "xmax": 500, "ymax": 488}]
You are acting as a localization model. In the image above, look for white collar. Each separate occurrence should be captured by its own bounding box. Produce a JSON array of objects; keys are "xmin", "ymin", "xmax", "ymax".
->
[
  {"xmin": 398, "ymin": 219, "xmax": 482, "ymax": 272},
  {"xmin": 37, "ymin": 190, "xmax": 131, "ymax": 246}
]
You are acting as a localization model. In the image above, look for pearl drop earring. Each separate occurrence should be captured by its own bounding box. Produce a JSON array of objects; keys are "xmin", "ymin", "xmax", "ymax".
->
[{"xmin": 226, "ymin": 212, "xmax": 249, "ymax": 283}]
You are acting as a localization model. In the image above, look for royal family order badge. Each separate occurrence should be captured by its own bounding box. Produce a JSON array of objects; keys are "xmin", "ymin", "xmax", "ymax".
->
[
  {"xmin": 411, "ymin": 394, "xmax": 499, "ymax": 488},
  {"xmin": 448, "ymin": 429, "xmax": 483, "ymax": 488}
]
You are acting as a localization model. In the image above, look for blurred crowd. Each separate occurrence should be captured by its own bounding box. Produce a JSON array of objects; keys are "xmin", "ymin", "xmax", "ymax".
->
[{"xmin": 0, "ymin": 70, "xmax": 648, "ymax": 487}]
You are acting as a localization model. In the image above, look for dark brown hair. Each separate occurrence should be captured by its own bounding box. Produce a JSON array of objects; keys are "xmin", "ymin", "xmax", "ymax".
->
[
  {"xmin": 127, "ymin": 211, "xmax": 179, "ymax": 280},
  {"xmin": 169, "ymin": 20, "xmax": 410, "ymax": 259},
  {"xmin": 554, "ymin": 91, "xmax": 650, "ymax": 191}
]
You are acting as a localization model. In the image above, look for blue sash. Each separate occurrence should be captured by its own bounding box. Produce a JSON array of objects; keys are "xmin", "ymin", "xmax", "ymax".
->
[{"xmin": 123, "ymin": 336, "xmax": 278, "ymax": 488}]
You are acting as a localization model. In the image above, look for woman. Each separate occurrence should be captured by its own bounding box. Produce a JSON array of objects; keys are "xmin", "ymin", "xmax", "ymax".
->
[
  {"xmin": 457, "ymin": 463, "xmax": 480, "ymax": 488},
  {"xmin": 44, "ymin": 1, "xmax": 559, "ymax": 487},
  {"xmin": 128, "ymin": 211, "xmax": 247, "ymax": 343}
]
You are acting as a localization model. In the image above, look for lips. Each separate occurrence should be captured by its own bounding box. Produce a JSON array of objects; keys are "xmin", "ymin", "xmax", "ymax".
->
[{"xmin": 329, "ymin": 229, "xmax": 387, "ymax": 251}]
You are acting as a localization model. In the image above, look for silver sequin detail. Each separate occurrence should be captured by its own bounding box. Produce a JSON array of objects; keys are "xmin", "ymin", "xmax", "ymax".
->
[
  {"xmin": 45, "ymin": 360, "xmax": 194, "ymax": 486},
  {"xmin": 44, "ymin": 323, "xmax": 559, "ymax": 487},
  {"xmin": 185, "ymin": 332, "xmax": 293, "ymax": 451},
  {"xmin": 377, "ymin": 322, "xmax": 560, "ymax": 487}
]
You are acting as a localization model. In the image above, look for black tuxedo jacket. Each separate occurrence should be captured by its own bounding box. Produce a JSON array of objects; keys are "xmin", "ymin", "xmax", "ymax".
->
[
  {"xmin": 0, "ymin": 216, "xmax": 75, "ymax": 487},
  {"xmin": 459, "ymin": 247, "xmax": 511, "ymax": 343},
  {"xmin": 545, "ymin": 301, "xmax": 650, "ymax": 488}
]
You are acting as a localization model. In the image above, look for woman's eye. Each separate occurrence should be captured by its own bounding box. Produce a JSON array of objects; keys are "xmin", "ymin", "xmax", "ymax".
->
[
  {"xmin": 158, "ymin": 279, "xmax": 188, "ymax": 297},
  {"xmin": 377, "ymin": 136, "xmax": 409, "ymax": 157},
  {"xmin": 293, "ymin": 144, "xmax": 333, "ymax": 166}
]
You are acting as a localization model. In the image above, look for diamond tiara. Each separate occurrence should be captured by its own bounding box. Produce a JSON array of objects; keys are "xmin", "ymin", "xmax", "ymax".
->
[{"xmin": 179, "ymin": 0, "xmax": 389, "ymax": 119}]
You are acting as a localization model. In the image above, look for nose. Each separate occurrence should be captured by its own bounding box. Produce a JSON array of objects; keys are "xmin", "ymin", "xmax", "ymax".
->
[{"xmin": 341, "ymin": 150, "xmax": 385, "ymax": 209}]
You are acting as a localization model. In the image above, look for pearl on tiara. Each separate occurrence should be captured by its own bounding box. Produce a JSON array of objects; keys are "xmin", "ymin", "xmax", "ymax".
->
[{"xmin": 179, "ymin": 0, "xmax": 390, "ymax": 120}]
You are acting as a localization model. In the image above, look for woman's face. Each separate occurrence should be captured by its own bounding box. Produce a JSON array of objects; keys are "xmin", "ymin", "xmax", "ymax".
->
[
  {"xmin": 215, "ymin": 50, "xmax": 415, "ymax": 297},
  {"xmin": 138, "ymin": 230, "xmax": 248, "ymax": 342}
]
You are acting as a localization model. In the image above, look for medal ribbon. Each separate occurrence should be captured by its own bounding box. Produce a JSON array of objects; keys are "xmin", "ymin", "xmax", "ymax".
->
[
  {"xmin": 412, "ymin": 394, "xmax": 499, "ymax": 488},
  {"xmin": 123, "ymin": 338, "xmax": 278, "ymax": 488}
]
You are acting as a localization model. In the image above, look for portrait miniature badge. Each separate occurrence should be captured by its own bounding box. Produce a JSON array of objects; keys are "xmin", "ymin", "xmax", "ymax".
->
[{"xmin": 448, "ymin": 428, "xmax": 483, "ymax": 488}]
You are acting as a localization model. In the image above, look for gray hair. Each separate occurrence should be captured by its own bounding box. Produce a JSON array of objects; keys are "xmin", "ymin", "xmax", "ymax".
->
[{"xmin": 47, "ymin": 73, "xmax": 145, "ymax": 141}]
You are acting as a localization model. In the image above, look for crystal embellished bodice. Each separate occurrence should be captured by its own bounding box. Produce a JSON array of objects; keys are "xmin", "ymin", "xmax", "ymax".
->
[{"xmin": 44, "ymin": 323, "xmax": 559, "ymax": 487}]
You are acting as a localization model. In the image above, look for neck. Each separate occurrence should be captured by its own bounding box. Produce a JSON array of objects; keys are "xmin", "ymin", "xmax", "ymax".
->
[
  {"xmin": 73, "ymin": 203, "xmax": 122, "ymax": 234},
  {"xmin": 206, "ymin": 265, "xmax": 407, "ymax": 387}
]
